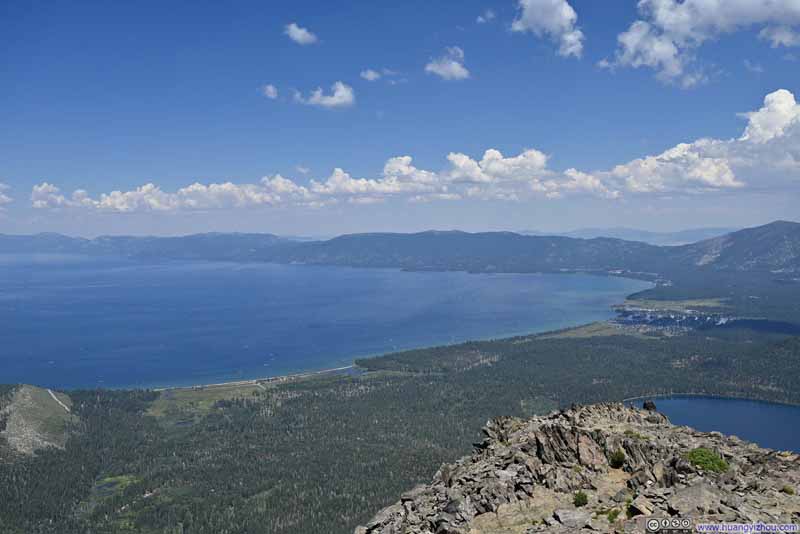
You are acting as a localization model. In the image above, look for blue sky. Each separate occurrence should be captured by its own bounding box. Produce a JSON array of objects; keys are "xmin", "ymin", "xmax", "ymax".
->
[{"xmin": 1, "ymin": 0, "xmax": 799, "ymax": 236}]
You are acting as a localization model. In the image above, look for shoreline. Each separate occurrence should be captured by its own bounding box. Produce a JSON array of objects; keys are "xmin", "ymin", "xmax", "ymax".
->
[
  {"xmin": 152, "ymin": 364, "xmax": 357, "ymax": 392},
  {"xmin": 146, "ymin": 317, "xmax": 620, "ymax": 392},
  {"xmin": 622, "ymin": 391, "xmax": 800, "ymax": 408}
]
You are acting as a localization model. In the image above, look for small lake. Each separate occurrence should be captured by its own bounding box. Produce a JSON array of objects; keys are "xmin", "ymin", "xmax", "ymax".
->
[
  {"xmin": 633, "ymin": 396, "xmax": 800, "ymax": 453},
  {"xmin": 0, "ymin": 255, "xmax": 650, "ymax": 390}
]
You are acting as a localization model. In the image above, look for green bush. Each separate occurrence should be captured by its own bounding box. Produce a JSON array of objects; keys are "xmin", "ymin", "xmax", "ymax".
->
[
  {"xmin": 573, "ymin": 491, "xmax": 588, "ymax": 507},
  {"xmin": 609, "ymin": 449, "xmax": 626, "ymax": 469},
  {"xmin": 624, "ymin": 430, "xmax": 646, "ymax": 440},
  {"xmin": 781, "ymin": 485, "xmax": 795, "ymax": 495},
  {"xmin": 606, "ymin": 509, "xmax": 620, "ymax": 522},
  {"xmin": 686, "ymin": 447, "xmax": 729, "ymax": 473}
]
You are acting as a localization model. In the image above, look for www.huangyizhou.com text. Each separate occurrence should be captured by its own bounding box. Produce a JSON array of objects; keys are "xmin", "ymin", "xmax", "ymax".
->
[{"xmin": 695, "ymin": 524, "xmax": 799, "ymax": 533}]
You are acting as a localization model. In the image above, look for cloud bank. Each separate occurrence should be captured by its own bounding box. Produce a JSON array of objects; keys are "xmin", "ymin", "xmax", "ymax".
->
[{"xmin": 29, "ymin": 89, "xmax": 800, "ymax": 212}]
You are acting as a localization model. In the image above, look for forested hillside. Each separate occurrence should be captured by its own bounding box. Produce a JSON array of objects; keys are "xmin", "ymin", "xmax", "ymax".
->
[{"xmin": 2, "ymin": 327, "xmax": 799, "ymax": 533}]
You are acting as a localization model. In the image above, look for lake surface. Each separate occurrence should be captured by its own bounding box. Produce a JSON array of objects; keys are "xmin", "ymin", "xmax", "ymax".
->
[
  {"xmin": 0, "ymin": 254, "xmax": 650, "ymax": 389},
  {"xmin": 634, "ymin": 396, "xmax": 800, "ymax": 452}
]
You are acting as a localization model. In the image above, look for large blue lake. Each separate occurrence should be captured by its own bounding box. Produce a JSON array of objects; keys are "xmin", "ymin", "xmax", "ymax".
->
[
  {"xmin": 635, "ymin": 396, "xmax": 800, "ymax": 453},
  {"xmin": 0, "ymin": 254, "xmax": 650, "ymax": 389}
]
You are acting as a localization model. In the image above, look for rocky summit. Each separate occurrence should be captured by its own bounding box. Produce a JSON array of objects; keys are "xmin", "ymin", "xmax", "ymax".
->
[{"xmin": 355, "ymin": 403, "xmax": 800, "ymax": 534}]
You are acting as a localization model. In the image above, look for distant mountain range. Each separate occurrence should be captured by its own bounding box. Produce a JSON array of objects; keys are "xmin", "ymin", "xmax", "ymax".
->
[
  {"xmin": 520, "ymin": 227, "xmax": 738, "ymax": 246},
  {"xmin": 1, "ymin": 221, "xmax": 799, "ymax": 276}
]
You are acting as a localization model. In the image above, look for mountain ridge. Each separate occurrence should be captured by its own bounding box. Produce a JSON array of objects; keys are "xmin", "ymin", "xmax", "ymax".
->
[
  {"xmin": 1, "ymin": 220, "xmax": 799, "ymax": 275},
  {"xmin": 520, "ymin": 226, "xmax": 738, "ymax": 246}
]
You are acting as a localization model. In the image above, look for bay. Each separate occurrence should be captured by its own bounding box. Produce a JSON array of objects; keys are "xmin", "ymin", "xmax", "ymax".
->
[{"xmin": 0, "ymin": 255, "xmax": 650, "ymax": 389}]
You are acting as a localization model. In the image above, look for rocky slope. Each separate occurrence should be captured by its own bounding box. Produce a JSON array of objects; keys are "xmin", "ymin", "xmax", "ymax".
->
[
  {"xmin": 0, "ymin": 385, "xmax": 75, "ymax": 457},
  {"xmin": 356, "ymin": 403, "xmax": 800, "ymax": 534}
]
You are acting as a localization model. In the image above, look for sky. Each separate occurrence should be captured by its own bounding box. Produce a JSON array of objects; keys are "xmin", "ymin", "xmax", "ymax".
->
[{"xmin": 1, "ymin": 0, "xmax": 800, "ymax": 237}]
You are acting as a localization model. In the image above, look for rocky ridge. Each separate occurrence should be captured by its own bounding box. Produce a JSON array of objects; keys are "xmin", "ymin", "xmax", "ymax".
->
[{"xmin": 355, "ymin": 403, "xmax": 800, "ymax": 533}]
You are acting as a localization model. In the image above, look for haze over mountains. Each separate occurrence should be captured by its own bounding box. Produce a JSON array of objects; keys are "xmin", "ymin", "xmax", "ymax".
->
[
  {"xmin": 520, "ymin": 227, "xmax": 738, "ymax": 246},
  {"xmin": 2, "ymin": 221, "xmax": 798, "ymax": 276}
]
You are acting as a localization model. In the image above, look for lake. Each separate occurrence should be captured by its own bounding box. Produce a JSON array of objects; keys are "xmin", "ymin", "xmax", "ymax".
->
[
  {"xmin": 634, "ymin": 396, "xmax": 800, "ymax": 453},
  {"xmin": 0, "ymin": 254, "xmax": 650, "ymax": 389}
]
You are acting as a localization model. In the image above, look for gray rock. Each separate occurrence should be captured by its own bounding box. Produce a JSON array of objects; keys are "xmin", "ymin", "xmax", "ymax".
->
[
  {"xmin": 553, "ymin": 508, "xmax": 592, "ymax": 528},
  {"xmin": 630, "ymin": 495, "xmax": 655, "ymax": 516},
  {"xmin": 355, "ymin": 404, "xmax": 800, "ymax": 534},
  {"xmin": 667, "ymin": 483, "xmax": 722, "ymax": 515}
]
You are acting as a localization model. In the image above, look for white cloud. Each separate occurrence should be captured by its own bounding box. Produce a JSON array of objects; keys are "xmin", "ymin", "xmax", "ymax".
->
[
  {"xmin": 28, "ymin": 90, "xmax": 800, "ymax": 212},
  {"xmin": 613, "ymin": 20, "xmax": 684, "ymax": 81},
  {"xmin": 295, "ymin": 81, "xmax": 355, "ymax": 109},
  {"xmin": 262, "ymin": 84, "xmax": 278, "ymax": 99},
  {"xmin": 447, "ymin": 148, "xmax": 549, "ymax": 183},
  {"xmin": 32, "ymin": 176, "xmax": 313, "ymax": 212},
  {"xmin": 410, "ymin": 193, "xmax": 461, "ymax": 203},
  {"xmin": 743, "ymin": 59, "xmax": 764, "ymax": 74},
  {"xmin": 0, "ymin": 183, "xmax": 12, "ymax": 207},
  {"xmin": 607, "ymin": 0, "xmax": 800, "ymax": 86},
  {"xmin": 296, "ymin": 165, "xmax": 311, "ymax": 175},
  {"xmin": 31, "ymin": 183, "xmax": 74, "ymax": 209},
  {"xmin": 512, "ymin": 0, "xmax": 584, "ymax": 58},
  {"xmin": 284, "ymin": 23, "xmax": 318, "ymax": 45},
  {"xmin": 760, "ymin": 25, "xmax": 800, "ymax": 47},
  {"xmin": 348, "ymin": 196, "xmax": 385, "ymax": 205},
  {"xmin": 578, "ymin": 89, "xmax": 800, "ymax": 194},
  {"xmin": 360, "ymin": 69, "xmax": 381, "ymax": 81},
  {"xmin": 477, "ymin": 9, "xmax": 496, "ymax": 24},
  {"xmin": 739, "ymin": 88, "xmax": 800, "ymax": 143},
  {"xmin": 311, "ymin": 158, "xmax": 440, "ymax": 197},
  {"xmin": 425, "ymin": 46, "xmax": 470, "ymax": 80},
  {"xmin": 604, "ymin": 141, "xmax": 741, "ymax": 193}
]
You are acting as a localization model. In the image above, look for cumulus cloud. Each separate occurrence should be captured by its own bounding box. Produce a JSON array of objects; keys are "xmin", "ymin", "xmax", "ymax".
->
[
  {"xmin": 611, "ymin": 20, "xmax": 684, "ymax": 81},
  {"xmin": 262, "ymin": 84, "xmax": 278, "ymax": 99},
  {"xmin": 28, "ymin": 90, "xmax": 800, "ymax": 212},
  {"xmin": 295, "ymin": 81, "xmax": 355, "ymax": 108},
  {"xmin": 581, "ymin": 89, "xmax": 800, "ymax": 193},
  {"xmin": 477, "ymin": 9, "xmax": 496, "ymax": 24},
  {"xmin": 739, "ymin": 88, "xmax": 800, "ymax": 143},
  {"xmin": 360, "ymin": 69, "xmax": 381, "ymax": 81},
  {"xmin": 603, "ymin": 141, "xmax": 741, "ymax": 193},
  {"xmin": 425, "ymin": 47, "xmax": 470, "ymax": 80},
  {"xmin": 512, "ymin": 0, "xmax": 584, "ymax": 58},
  {"xmin": 606, "ymin": 0, "xmax": 800, "ymax": 86},
  {"xmin": 284, "ymin": 22, "xmax": 318, "ymax": 45},
  {"xmin": 447, "ymin": 148, "xmax": 549, "ymax": 183},
  {"xmin": 0, "ymin": 183, "xmax": 12, "ymax": 207}
]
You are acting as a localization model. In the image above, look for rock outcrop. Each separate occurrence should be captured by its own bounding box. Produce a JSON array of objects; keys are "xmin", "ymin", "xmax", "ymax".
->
[{"xmin": 355, "ymin": 403, "xmax": 800, "ymax": 533}]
